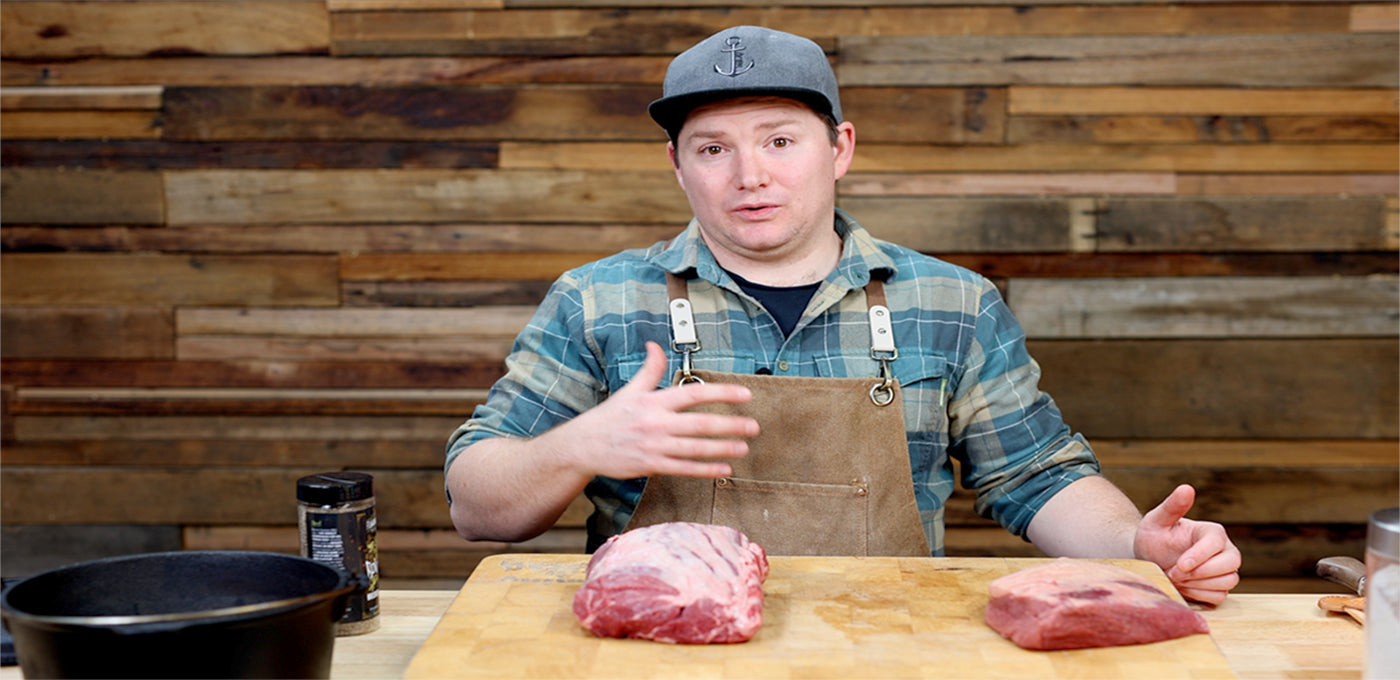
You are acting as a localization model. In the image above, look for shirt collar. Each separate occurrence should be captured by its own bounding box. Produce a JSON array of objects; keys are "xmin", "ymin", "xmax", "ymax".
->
[{"xmin": 651, "ymin": 208, "xmax": 898, "ymax": 289}]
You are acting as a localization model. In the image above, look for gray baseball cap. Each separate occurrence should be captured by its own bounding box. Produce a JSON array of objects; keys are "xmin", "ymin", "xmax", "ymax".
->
[{"xmin": 648, "ymin": 26, "xmax": 842, "ymax": 136}]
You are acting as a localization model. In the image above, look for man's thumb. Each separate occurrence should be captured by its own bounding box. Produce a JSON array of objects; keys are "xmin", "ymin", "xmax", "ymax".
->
[
  {"xmin": 622, "ymin": 341, "xmax": 670, "ymax": 393},
  {"xmin": 1142, "ymin": 483, "xmax": 1196, "ymax": 529}
]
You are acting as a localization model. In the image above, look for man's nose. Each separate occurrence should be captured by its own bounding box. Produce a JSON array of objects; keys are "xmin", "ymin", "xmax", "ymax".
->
[{"xmin": 733, "ymin": 148, "xmax": 768, "ymax": 189}]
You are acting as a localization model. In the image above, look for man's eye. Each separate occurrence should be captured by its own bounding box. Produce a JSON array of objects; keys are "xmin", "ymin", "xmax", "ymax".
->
[
  {"xmin": 702, "ymin": 145, "xmax": 723, "ymax": 155},
  {"xmin": 772, "ymin": 138, "xmax": 790, "ymax": 148}
]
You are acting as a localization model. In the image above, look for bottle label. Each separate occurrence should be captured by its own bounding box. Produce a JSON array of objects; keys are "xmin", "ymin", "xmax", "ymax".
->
[{"xmin": 302, "ymin": 507, "xmax": 380, "ymax": 623}]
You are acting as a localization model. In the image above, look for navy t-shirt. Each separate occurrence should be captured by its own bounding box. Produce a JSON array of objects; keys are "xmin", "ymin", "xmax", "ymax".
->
[{"xmin": 727, "ymin": 270, "xmax": 820, "ymax": 337}]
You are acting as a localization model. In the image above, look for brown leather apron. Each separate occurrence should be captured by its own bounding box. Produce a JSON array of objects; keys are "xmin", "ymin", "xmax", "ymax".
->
[{"xmin": 624, "ymin": 274, "xmax": 931, "ymax": 557}]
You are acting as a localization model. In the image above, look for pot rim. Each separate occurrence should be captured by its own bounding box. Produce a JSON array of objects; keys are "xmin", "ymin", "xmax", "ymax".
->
[
  {"xmin": 0, "ymin": 550, "xmax": 354, "ymax": 628},
  {"xmin": 2, "ymin": 588, "xmax": 346, "ymax": 627}
]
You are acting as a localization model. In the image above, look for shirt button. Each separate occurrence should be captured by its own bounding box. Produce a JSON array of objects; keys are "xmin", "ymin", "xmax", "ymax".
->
[{"xmin": 777, "ymin": 360, "xmax": 790, "ymax": 372}]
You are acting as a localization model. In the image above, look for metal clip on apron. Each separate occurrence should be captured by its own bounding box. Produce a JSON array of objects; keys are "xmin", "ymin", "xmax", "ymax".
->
[{"xmin": 625, "ymin": 274, "xmax": 931, "ymax": 557}]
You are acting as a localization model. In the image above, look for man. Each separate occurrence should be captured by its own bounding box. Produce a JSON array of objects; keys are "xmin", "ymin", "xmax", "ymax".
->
[{"xmin": 446, "ymin": 26, "xmax": 1241, "ymax": 603}]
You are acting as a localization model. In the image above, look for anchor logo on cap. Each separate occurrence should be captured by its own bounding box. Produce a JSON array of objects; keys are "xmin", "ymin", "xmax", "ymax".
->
[{"xmin": 714, "ymin": 36, "xmax": 754, "ymax": 77}]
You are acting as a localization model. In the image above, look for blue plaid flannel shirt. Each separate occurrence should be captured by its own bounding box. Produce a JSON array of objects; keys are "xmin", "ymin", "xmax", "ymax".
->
[{"xmin": 447, "ymin": 208, "xmax": 1100, "ymax": 554}]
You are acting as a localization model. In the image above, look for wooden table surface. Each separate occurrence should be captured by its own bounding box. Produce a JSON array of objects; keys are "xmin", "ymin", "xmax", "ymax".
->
[
  {"xmin": 353, "ymin": 562, "xmax": 1361, "ymax": 680},
  {"xmin": 0, "ymin": 567, "xmax": 1366, "ymax": 680}
]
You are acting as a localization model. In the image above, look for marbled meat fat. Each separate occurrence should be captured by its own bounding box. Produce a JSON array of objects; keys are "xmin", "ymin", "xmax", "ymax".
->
[
  {"xmin": 985, "ymin": 558, "xmax": 1210, "ymax": 650},
  {"xmin": 572, "ymin": 522, "xmax": 768, "ymax": 644}
]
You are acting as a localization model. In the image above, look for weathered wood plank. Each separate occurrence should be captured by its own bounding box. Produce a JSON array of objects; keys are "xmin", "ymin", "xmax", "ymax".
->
[
  {"xmin": 1, "ymin": 307, "xmax": 175, "ymax": 360},
  {"xmin": 840, "ymin": 173, "xmax": 1399, "ymax": 197},
  {"xmin": 0, "ymin": 169, "xmax": 163, "ymax": 224},
  {"xmin": 1175, "ymin": 174, "xmax": 1399, "ymax": 196},
  {"xmin": 1008, "ymin": 87, "xmax": 1400, "ymax": 115},
  {"xmin": 0, "ymin": 111, "xmax": 162, "ymax": 140},
  {"xmin": 843, "ymin": 87, "xmax": 1005, "ymax": 144},
  {"xmin": 0, "ymin": 140, "xmax": 498, "ymax": 170},
  {"xmin": 1008, "ymin": 115, "xmax": 1399, "ymax": 144},
  {"xmin": 1090, "ymin": 439, "xmax": 1400, "ymax": 468},
  {"xmin": 8, "ymin": 415, "xmax": 461, "ymax": 443},
  {"xmin": 1091, "ymin": 196, "xmax": 1391, "ymax": 252},
  {"xmin": 328, "ymin": 4, "xmax": 1354, "ymax": 57},
  {"xmin": 842, "ymin": 172, "xmax": 1178, "ymax": 196},
  {"xmin": 5, "ymin": 387, "xmax": 486, "ymax": 416},
  {"xmin": 1008, "ymin": 275, "xmax": 1400, "ymax": 338},
  {"xmin": 838, "ymin": 197, "xmax": 1084, "ymax": 253},
  {"xmin": 1033, "ymin": 338, "xmax": 1399, "ymax": 439},
  {"xmin": 499, "ymin": 141, "xmax": 671, "ymax": 170},
  {"xmin": 340, "ymin": 252, "xmax": 600, "ymax": 280},
  {"xmin": 841, "ymin": 196, "xmax": 1391, "ymax": 253},
  {"xmin": 176, "ymin": 306, "xmax": 536, "ymax": 337},
  {"xmin": 164, "ymin": 169, "xmax": 690, "ymax": 225},
  {"xmin": 0, "ymin": 359, "xmax": 506, "ymax": 389},
  {"xmin": 839, "ymin": 33, "xmax": 1398, "ymax": 87},
  {"xmin": 0, "ymin": 56, "xmax": 672, "ymax": 87},
  {"xmin": 857, "ymin": 142, "xmax": 1399, "ymax": 173},
  {"xmin": 174, "ymin": 336, "xmax": 517, "ymax": 363},
  {"xmin": 330, "ymin": 1, "xmax": 503, "ymax": 10},
  {"xmin": 0, "ymin": 467, "xmax": 451, "ymax": 527},
  {"xmin": 0, "ymin": 438, "xmax": 448, "ymax": 468},
  {"xmin": 0, "ymin": 524, "xmax": 182, "ymax": 577},
  {"xmin": 0, "ymin": 254, "xmax": 341, "ymax": 307},
  {"xmin": 937, "ymin": 252, "xmax": 1400, "ymax": 279},
  {"xmin": 0, "ymin": 223, "xmax": 677, "ymax": 254},
  {"xmin": 174, "ymin": 306, "xmax": 533, "ymax": 362},
  {"xmin": 1352, "ymin": 3, "xmax": 1400, "ymax": 32},
  {"xmin": 343, "ymin": 280, "xmax": 553, "ymax": 307},
  {"xmin": 182, "ymin": 526, "xmax": 586, "ymax": 560},
  {"xmin": 162, "ymin": 85, "xmax": 660, "ymax": 141},
  {"xmin": 0, "ymin": 86, "xmax": 164, "ymax": 110},
  {"xmin": 0, "ymin": 1, "xmax": 331, "ymax": 59}
]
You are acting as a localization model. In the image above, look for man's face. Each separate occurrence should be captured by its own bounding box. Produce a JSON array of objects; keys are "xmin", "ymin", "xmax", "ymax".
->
[{"xmin": 668, "ymin": 97, "xmax": 855, "ymax": 275}]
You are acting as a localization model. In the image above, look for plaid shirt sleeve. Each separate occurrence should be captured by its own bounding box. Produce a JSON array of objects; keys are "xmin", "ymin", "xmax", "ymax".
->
[{"xmin": 945, "ymin": 277, "xmax": 1100, "ymax": 539}]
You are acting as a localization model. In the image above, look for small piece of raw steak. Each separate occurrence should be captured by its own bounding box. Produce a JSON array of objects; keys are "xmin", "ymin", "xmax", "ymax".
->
[
  {"xmin": 985, "ymin": 558, "xmax": 1210, "ymax": 650},
  {"xmin": 572, "ymin": 522, "xmax": 768, "ymax": 644}
]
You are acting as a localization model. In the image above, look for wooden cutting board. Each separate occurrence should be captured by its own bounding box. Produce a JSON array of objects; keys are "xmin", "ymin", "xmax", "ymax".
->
[{"xmin": 403, "ymin": 555, "xmax": 1236, "ymax": 679}]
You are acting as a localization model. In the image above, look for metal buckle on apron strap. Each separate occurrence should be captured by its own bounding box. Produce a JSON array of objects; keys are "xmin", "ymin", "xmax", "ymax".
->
[
  {"xmin": 868, "ymin": 304, "xmax": 897, "ymax": 407},
  {"xmin": 669, "ymin": 297, "xmax": 704, "ymax": 385}
]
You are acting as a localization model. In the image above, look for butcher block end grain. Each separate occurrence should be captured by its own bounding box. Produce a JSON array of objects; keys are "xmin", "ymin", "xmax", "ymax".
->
[
  {"xmin": 572, "ymin": 522, "xmax": 768, "ymax": 644},
  {"xmin": 985, "ymin": 557, "xmax": 1209, "ymax": 650}
]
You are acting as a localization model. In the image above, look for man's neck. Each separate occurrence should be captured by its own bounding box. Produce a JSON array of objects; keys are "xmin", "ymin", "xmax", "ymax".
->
[{"xmin": 708, "ymin": 227, "xmax": 843, "ymax": 288}]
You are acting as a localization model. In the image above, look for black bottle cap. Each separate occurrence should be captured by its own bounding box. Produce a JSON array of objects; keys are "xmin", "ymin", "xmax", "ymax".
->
[{"xmin": 297, "ymin": 471, "xmax": 374, "ymax": 505}]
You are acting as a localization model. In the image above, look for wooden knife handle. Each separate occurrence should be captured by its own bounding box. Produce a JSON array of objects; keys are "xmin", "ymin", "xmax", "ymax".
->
[{"xmin": 1316, "ymin": 556, "xmax": 1367, "ymax": 595}]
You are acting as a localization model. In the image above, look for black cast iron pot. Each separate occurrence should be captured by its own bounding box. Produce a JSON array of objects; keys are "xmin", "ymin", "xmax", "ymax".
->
[{"xmin": 0, "ymin": 550, "xmax": 355, "ymax": 679}]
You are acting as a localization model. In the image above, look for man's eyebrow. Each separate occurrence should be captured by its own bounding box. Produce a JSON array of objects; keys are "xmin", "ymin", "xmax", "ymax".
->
[{"xmin": 681, "ymin": 118, "xmax": 804, "ymax": 145}]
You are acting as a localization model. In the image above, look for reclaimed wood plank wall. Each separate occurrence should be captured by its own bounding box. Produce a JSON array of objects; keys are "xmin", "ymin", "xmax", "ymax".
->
[{"xmin": 1, "ymin": 0, "xmax": 1396, "ymax": 590}]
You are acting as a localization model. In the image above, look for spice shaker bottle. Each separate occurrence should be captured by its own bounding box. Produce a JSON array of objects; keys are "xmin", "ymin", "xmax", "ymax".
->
[
  {"xmin": 1365, "ymin": 506, "xmax": 1399, "ymax": 680},
  {"xmin": 297, "ymin": 471, "xmax": 380, "ymax": 636}
]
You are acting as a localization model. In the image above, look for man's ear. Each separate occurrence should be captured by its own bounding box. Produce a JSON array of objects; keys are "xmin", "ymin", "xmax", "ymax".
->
[
  {"xmin": 667, "ymin": 142, "xmax": 685, "ymax": 189},
  {"xmin": 832, "ymin": 121, "xmax": 856, "ymax": 181}
]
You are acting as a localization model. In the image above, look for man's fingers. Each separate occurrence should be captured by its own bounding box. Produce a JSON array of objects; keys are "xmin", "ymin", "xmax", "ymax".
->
[{"xmin": 1175, "ymin": 585, "xmax": 1229, "ymax": 606}]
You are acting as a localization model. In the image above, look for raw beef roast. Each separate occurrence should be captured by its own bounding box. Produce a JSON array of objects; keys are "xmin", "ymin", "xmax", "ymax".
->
[
  {"xmin": 985, "ymin": 558, "xmax": 1209, "ymax": 650},
  {"xmin": 572, "ymin": 522, "xmax": 769, "ymax": 644}
]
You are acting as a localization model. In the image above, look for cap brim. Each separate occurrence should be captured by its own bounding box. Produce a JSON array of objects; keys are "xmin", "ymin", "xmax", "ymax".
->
[{"xmin": 648, "ymin": 88, "xmax": 837, "ymax": 135}]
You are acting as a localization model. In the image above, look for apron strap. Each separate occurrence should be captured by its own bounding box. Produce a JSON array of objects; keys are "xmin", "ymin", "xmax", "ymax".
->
[
  {"xmin": 864, "ymin": 278, "xmax": 898, "ymax": 406},
  {"xmin": 665, "ymin": 273, "xmax": 897, "ymax": 404},
  {"xmin": 665, "ymin": 273, "xmax": 702, "ymax": 384}
]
